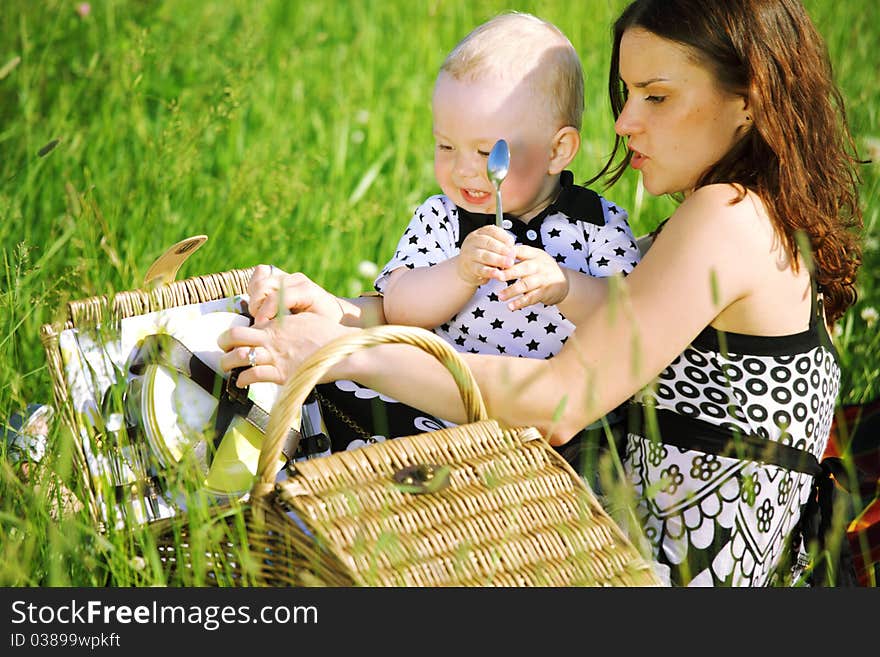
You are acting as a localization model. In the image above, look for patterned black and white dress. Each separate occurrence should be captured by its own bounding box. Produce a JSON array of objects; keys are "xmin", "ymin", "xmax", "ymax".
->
[
  {"xmin": 318, "ymin": 171, "xmax": 640, "ymax": 452},
  {"xmin": 625, "ymin": 285, "xmax": 840, "ymax": 586}
]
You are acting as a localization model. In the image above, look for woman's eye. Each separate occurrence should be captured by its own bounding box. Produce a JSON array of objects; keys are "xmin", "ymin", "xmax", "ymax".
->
[
  {"xmin": 436, "ymin": 143, "xmax": 453, "ymax": 151},
  {"xmin": 477, "ymin": 150, "xmax": 490, "ymax": 157},
  {"xmin": 645, "ymin": 95, "xmax": 666, "ymax": 104}
]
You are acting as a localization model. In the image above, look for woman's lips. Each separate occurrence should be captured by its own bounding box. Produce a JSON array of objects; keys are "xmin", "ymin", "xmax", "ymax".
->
[
  {"xmin": 630, "ymin": 150, "xmax": 647, "ymax": 170},
  {"xmin": 461, "ymin": 188, "xmax": 491, "ymax": 205}
]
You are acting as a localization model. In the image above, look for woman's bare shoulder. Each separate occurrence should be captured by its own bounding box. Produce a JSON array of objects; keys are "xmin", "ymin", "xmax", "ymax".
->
[
  {"xmin": 664, "ymin": 184, "xmax": 808, "ymax": 334},
  {"xmin": 655, "ymin": 185, "xmax": 774, "ymax": 263},
  {"xmin": 634, "ymin": 185, "xmax": 777, "ymax": 311},
  {"xmin": 678, "ymin": 184, "xmax": 769, "ymax": 231}
]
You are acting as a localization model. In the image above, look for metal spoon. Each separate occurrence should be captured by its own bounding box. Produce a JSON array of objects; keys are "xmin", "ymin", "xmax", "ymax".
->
[{"xmin": 487, "ymin": 139, "xmax": 510, "ymax": 227}]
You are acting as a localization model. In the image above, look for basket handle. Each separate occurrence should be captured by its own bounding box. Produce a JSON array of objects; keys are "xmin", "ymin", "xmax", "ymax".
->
[{"xmin": 253, "ymin": 325, "xmax": 488, "ymax": 496}]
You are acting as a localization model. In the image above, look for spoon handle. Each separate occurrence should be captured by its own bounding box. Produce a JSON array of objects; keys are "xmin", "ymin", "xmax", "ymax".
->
[{"xmin": 495, "ymin": 189, "xmax": 503, "ymax": 227}]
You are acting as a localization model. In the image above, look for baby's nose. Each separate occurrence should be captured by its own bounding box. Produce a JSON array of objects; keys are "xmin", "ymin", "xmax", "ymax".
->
[{"xmin": 454, "ymin": 152, "xmax": 484, "ymax": 178}]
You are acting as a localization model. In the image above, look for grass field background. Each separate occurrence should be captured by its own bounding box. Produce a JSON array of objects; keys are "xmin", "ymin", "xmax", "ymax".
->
[{"xmin": 0, "ymin": 0, "xmax": 877, "ymax": 585}]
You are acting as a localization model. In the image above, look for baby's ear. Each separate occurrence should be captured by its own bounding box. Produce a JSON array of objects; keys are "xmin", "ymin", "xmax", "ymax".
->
[{"xmin": 548, "ymin": 126, "xmax": 580, "ymax": 174}]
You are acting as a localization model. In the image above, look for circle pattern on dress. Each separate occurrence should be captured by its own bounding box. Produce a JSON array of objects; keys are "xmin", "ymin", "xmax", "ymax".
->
[{"xmin": 629, "ymin": 332, "xmax": 840, "ymax": 587}]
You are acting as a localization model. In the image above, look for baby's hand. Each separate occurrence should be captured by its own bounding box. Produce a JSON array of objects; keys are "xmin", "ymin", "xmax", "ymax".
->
[
  {"xmin": 497, "ymin": 245, "xmax": 570, "ymax": 310},
  {"xmin": 457, "ymin": 225, "xmax": 515, "ymax": 287}
]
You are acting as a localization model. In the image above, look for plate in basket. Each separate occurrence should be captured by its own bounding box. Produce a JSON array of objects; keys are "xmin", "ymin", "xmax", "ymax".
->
[{"xmin": 126, "ymin": 310, "xmax": 284, "ymax": 496}]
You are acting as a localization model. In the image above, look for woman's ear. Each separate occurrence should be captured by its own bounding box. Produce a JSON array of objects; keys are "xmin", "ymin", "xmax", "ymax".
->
[
  {"xmin": 739, "ymin": 94, "xmax": 753, "ymax": 131},
  {"xmin": 548, "ymin": 126, "xmax": 581, "ymax": 174}
]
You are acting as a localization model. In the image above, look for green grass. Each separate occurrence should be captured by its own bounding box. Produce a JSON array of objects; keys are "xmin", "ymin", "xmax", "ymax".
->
[{"xmin": 1, "ymin": 0, "xmax": 878, "ymax": 586}]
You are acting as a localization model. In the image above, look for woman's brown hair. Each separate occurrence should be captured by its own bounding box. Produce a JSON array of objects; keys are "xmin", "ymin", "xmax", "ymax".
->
[{"xmin": 592, "ymin": 0, "xmax": 863, "ymax": 324}]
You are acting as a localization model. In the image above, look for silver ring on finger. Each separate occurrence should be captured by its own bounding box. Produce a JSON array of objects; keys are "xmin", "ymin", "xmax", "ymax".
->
[{"xmin": 247, "ymin": 346, "xmax": 257, "ymax": 368}]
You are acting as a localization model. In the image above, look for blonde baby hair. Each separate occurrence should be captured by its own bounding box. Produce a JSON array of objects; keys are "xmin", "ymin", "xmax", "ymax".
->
[{"xmin": 439, "ymin": 12, "xmax": 585, "ymax": 131}]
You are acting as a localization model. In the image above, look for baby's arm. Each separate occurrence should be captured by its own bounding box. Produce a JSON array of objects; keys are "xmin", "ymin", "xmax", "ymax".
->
[
  {"xmin": 383, "ymin": 225, "xmax": 515, "ymax": 328},
  {"xmin": 382, "ymin": 260, "xmax": 478, "ymax": 328},
  {"xmin": 375, "ymin": 198, "xmax": 513, "ymax": 329}
]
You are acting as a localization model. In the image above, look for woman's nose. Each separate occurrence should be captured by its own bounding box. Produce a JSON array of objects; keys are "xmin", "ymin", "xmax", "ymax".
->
[{"xmin": 614, "ymin": 98, "xmax": 639, "ymax": 137}]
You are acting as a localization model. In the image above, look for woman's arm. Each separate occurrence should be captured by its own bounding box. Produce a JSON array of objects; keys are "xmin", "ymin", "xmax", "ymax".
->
[
  {"xmin": 223, "ymin": 187, "xmax": 766, "ymax": 444},
  {"xmin": 247, "ymin": 265, "xmax": 385, "ymax": 327}
]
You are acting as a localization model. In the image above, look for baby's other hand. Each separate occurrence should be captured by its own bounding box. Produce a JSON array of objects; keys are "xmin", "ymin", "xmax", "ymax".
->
[
  {"xmin": 457, "ymin": 225, "xmax": 515, "ymax": 287},
  {"xmin": 497, "ymin": 245, "xmax": 570, "ymax": 310}
]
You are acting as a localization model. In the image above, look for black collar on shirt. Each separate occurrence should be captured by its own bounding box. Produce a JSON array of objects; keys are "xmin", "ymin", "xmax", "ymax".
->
[{"xmin": 454, "ymin": 170, "xmax": 605, "ymax": 248}]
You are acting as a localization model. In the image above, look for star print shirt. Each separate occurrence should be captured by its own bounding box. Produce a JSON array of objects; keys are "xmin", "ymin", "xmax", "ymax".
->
[{"xmin": 375, "ymin": 171, "xmax": 641, "ymax": 359}]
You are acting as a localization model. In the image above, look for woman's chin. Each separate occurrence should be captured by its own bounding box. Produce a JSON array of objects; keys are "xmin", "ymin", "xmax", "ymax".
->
[{"xmin": 640, "ymin": 177, "xmax": 672, "ymax": 197}]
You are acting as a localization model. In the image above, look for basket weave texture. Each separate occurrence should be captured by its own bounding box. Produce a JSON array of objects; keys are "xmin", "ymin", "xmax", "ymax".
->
[
  {"xmin": 40, "ymin": 268, "xmax": 663, "ymax": 587},
  {"xmin": 153, "ymin": 318, "xmax": 664, "ymax": 586}
]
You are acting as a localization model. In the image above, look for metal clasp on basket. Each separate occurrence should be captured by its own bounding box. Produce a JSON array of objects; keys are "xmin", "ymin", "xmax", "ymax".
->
[
  {"xmin": 392, "ymin": 463, "xmax": 450, "ymax": 494},
  {"xmin": 225, "ymin": 366, "xmax": 251, "ymax": 405}
]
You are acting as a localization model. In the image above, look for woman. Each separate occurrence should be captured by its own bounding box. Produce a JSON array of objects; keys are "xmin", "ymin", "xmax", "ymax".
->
[{"xmin": 219, "ymin": 0, "xmax": 863, "ymax": 586}]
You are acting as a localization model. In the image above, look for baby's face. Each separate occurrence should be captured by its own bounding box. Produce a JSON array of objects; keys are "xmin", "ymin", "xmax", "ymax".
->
[{"xmin": 432, "ymin": 72, "xmax": 561, "ymax": 221}]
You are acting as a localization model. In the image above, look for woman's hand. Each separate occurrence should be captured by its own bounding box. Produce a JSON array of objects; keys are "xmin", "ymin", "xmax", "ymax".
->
[
  {"xmin": 497, "ymin": 245, "xmax": 570, "ymax": 310},
  {"xmin": 217, "ymin": 312, "xmax": 355, "ymax": 388},
  {"xmin": 247, "ymin": 265, "xmax": 344, "ymax": 324}
]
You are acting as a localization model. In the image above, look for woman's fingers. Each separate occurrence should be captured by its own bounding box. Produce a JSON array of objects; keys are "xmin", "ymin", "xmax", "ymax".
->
[
  {"xmin": 217, "ymin": 325, "xmax": 264, "ymax": 368},
  {"xmin": 217, "ymin": 326, "xmax": 283, "ymax": 386},
  {"xmin": 277, "ymin": 272, "xmax": 346, "ymax": 321},
  {"xmin": 231, "ymin": 363, "xmax": 282, "ymax": 387},
  {"xmin": 248, "ymin": 267, "xmax": 344, "ymax": 323},
  {"xmin": 281, "ymin": 273, "xmax": 324, "ymax": 314},
  {"xmin": 248, "ymin": 264, "xmax": 282, "ymax": 322},
  {"xmin": 217, "ymin": 313, "xmax": 352, "ymax": 388}
]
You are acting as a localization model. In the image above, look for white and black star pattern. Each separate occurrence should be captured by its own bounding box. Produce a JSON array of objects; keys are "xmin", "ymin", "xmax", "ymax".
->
[
  {"xmin": 320, "ymin": 173, "xmax": 639, "ymax": 451},
  {"xmin": 374, "ymin": 170, "xmax": 640, "ymax": 360},
  {"xmin": 625, "ymin": 296, "xmax": 840, "ymax": 587}
]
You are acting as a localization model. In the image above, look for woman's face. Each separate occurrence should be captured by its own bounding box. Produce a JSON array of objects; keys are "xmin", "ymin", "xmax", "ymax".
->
[{"xmin": 614, "ymin": 28, "xmax": 749, "ymax": 196}]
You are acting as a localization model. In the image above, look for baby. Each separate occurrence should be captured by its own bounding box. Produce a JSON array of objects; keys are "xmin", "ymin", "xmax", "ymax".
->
[
  {"xmin": 376, "ymin": 12, "xmax": 640, "ymax": 361},
  {"xmin": 304, "ymin": 13, "xmax": 641, "ymax": 457}
]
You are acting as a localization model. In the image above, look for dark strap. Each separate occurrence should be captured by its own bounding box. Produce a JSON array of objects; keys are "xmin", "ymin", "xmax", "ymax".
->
[
  {"xmin": 630, "ymin": 403, "xmax": 855, "ymax": 585},
  {"xmin": 634, "ymin": 405, "xmax": 825, "ymax": 477},
  {"xmin": 128, "ymin": 333, "xmax": 220, "ymax": 394},
  {"xmin": 127, "ymin": 334, "xmax": 329, "ymax": 461}
]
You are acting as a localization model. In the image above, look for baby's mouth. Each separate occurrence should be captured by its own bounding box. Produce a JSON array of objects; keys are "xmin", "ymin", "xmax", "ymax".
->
[{"xmin": 461, "ymin": 188, "xmax": 491, "ymax": 205}]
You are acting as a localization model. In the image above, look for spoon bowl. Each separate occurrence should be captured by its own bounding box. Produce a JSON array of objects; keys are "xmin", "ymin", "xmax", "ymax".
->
[{"xmin": 487, "ymin": 139, "xmax": 510, "ymax": 227}]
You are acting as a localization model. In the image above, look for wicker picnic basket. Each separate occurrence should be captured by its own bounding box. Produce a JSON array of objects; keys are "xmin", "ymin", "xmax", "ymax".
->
[
  {"xmin": 39, "ymin": 267, "xmax": 256, "ymax": 525},
  {"xmin": 40, "ymin": 268, "xmax": 664, "ymax": 587}
]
